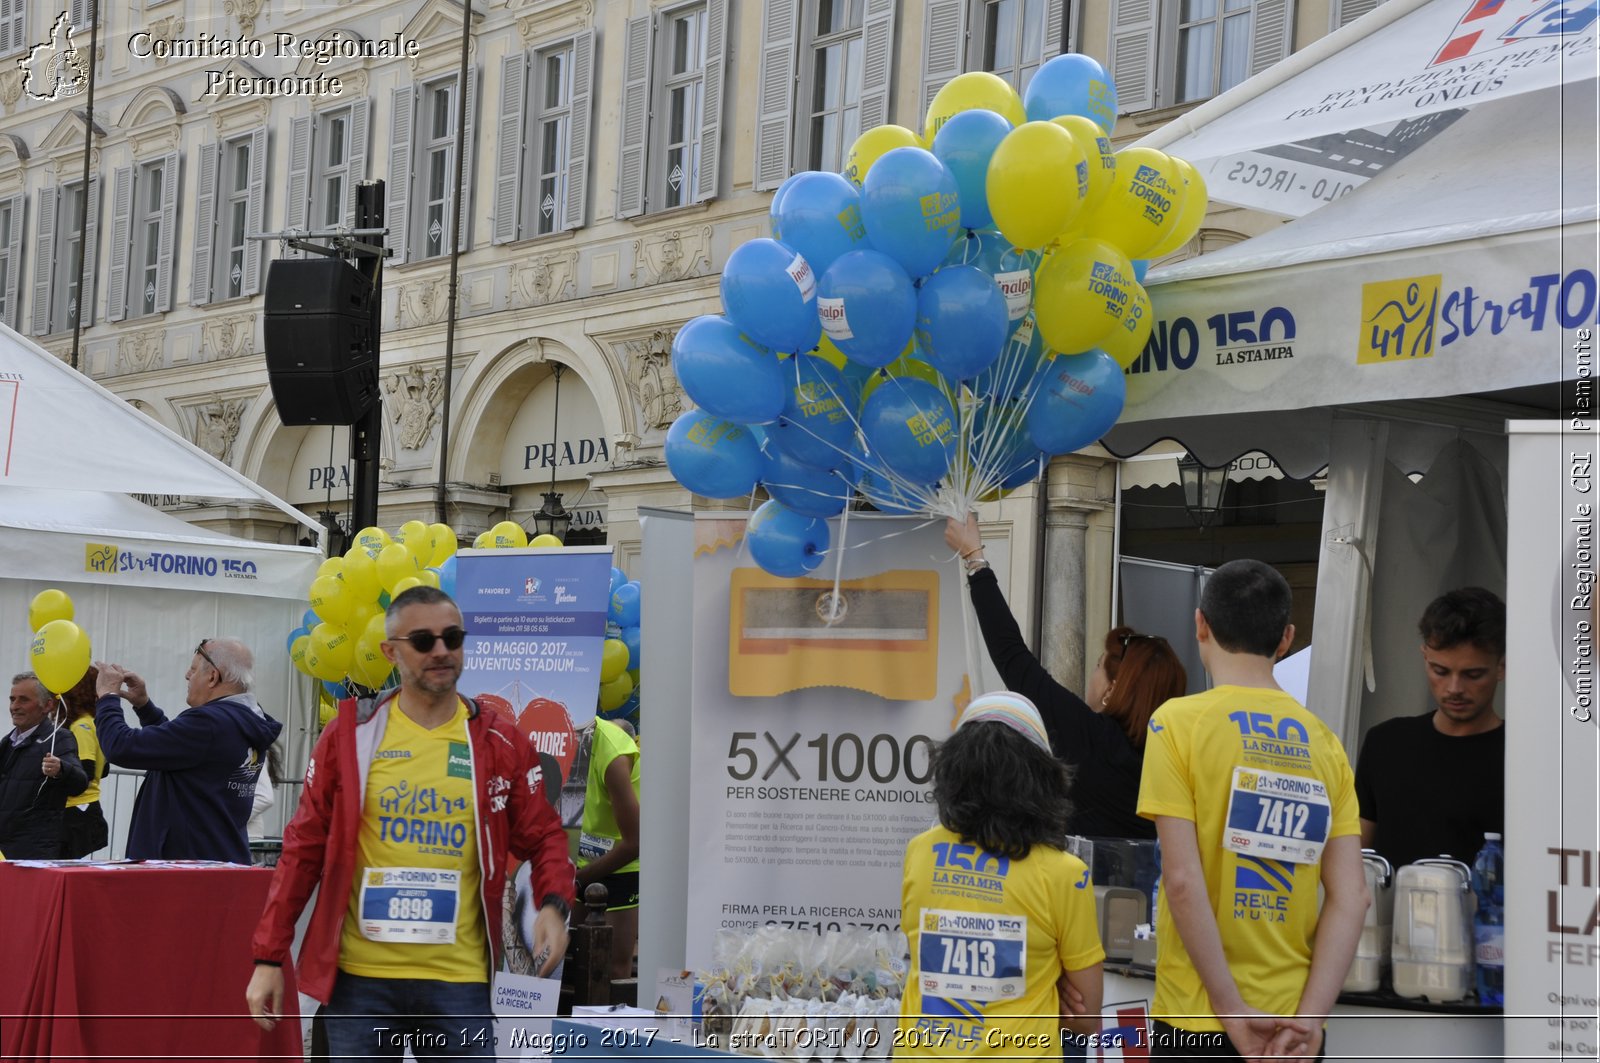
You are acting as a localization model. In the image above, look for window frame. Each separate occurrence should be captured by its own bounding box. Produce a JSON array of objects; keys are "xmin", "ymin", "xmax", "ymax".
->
[
  {"xmin": 1108, "ymin": 0, "xmax": 1293, "ymax": 114},
  {"xmin": 972, "ymin": 0, "xmax": 1049, "ymax": 95},
  {"xmin": 53, "ymin": 181, "xmax": 88, "ymax": 332},
  {"xmin": 0, "ymin": 0, "xmax": 26, "ymax": 59},
  {"xmin": 797, "ymin": 1, "xmax": 867, "ymax": 174},
  {"xmin": 653, "ymin": 3, "xmax": 708, "ymax": 213},
  {"xmin": 315, "ymin": 107, "xmax": 353, "ymax": 231},
  {"xmin": 1165, "ymin": 0, "xmax": 1254, "ymax": 106},
  {"xmin": 0, "ymin": 194, "xmax": 21, "ymax": 329},
  {"xmin": 528, "ymin": 40, "xmax": 573, "ymax": 238}
]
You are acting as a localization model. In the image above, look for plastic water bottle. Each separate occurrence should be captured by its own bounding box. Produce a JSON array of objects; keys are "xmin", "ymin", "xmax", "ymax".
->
[{"xmin": 1471, "ymin": 832, "xmax": 1505, "ymax": 1007}]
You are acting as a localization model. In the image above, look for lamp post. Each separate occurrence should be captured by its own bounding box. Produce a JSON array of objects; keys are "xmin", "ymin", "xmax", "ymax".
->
[
  {"xmin": 529, "ymin": 364, "xmax": 571, "ymax": 542},
  {"xmin": 1176, "ymin": 453, "xmax": 1229, "ymax": 527}
]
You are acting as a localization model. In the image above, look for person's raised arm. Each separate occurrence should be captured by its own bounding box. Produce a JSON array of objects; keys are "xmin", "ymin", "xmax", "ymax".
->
[{"xmin": 577, "ymin": 753, "xmax": 639, "ymax": 885}]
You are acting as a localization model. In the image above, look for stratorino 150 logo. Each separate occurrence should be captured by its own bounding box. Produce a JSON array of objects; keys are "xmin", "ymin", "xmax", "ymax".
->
[{"xmin": 1360, "ymin": 275, "xmax": 1442, "ymax": 363}]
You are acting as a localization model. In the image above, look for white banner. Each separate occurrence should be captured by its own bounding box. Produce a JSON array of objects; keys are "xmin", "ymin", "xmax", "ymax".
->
[
  {"xmin": 684, "ymin": 517, "xmax": 970, "ymax": 965},
  {"xmin": 1504, "ymin": 421, "xmax": 1600, "ymax": 1060}
]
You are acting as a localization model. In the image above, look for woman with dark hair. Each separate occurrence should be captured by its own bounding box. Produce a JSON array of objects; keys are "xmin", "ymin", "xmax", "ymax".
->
[
  {"xmin": 899, "ymin": 692, "xmax": 1105, "ymax": 1057},
  {"xmin": 55, "ymin": 666, "xmax": 109, "ymax": 859},
  {"xmin": 946, "ymin": 515, "xmax": 1188, "ymax": 839}
]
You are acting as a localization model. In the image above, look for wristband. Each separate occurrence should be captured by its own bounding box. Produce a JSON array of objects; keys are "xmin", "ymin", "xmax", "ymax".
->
[
  {"xmin": 253, "ymin": 959, "xmax": 283, "ymax": 968},
  {"xmin": 965, "ymin": 557, "xmax": 991, "ymax": 574}
]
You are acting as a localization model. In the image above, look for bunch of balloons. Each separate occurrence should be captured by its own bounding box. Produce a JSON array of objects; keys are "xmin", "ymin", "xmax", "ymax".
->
[
  {"xmin": 663, "ymin": 55, "xmax": 1204, "ymax": 578},
  {"xmin": 287, "ymin": 520, "xmax": 460, "ymax": 699},
  {"xmin": 598, "ymin": 567, "xmax": 642, "ymax": 729},
  {"xmin": 469, "ymin": 521, "xmax": 566, "ymax": 552},
  {"xmin": 26, "ymin": 589, "xmax": 93, "ymax": 695}
]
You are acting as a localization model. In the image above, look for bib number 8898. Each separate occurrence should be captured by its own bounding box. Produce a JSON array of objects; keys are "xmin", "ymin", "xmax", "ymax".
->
[{"xmin": 388, "ymin": 896, "xmax": 435, "ymax": 920}]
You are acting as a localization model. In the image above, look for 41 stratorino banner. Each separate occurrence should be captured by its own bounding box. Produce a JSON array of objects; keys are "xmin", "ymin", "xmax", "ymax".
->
[
  {"xmin": 457, "ymin": 546, "xmax": 614, "ymax": 827},
  {"xmin": 685, "ymin": 516, "xmax": 971, "ymax": 966}
]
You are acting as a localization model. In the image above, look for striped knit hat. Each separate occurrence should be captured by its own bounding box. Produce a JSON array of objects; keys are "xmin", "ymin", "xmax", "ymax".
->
[{"xmin": 956, "ymin": 691, "xmax": 1052, "ymax": 753}]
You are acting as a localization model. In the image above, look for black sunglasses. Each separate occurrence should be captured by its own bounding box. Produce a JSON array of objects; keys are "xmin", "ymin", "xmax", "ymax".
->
[
  {"xmin": 387, "ymin": 627, "xmax": 468, "ymax": 653},
  {"xmin": 1119, "ymin": 632, "xmax": 1167, "ymax": 650},
  {"xmin": 195, "ymin": 639, "xmax": 220, "ymax": 672}
]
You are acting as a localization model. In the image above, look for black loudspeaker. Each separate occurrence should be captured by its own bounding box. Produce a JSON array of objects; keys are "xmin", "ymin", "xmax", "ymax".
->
[{"xmin": 264, "ymin": 258, "xmax": 378, "ymax": 425}]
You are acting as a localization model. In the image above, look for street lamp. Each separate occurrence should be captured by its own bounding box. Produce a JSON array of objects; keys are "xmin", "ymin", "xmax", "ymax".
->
[
  {"xmin": 528, "ymin": 363, "xmax": 571, "ymax": 543},
  {"xmin": 1176, "ymin": 453, "xmax": 1229, "ymax": 527}
]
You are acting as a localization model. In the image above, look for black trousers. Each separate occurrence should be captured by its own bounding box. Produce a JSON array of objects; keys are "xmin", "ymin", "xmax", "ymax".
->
[{"xmin": 1151, "ymin": 1019, "xmax": 1326, "ymax": 1062}]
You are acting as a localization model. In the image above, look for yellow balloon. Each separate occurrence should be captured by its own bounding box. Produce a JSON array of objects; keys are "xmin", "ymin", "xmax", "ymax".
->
[
  {"xmin": 1033, "ymin": 238, "xmax": 1139, "ymax": 354},
  {"xmin": 842, "ymin": 124, "xmax": 923, "ymax": 187},
  {"xmin": 600, "ymin": 639, "xmax": 631, "ymax": 684},
  {"xmin": 346, "ymin": 599, "xmax": 382, "ymax": 636},
  {"xmin": 987, "ymin": 121, "xmax": 1086, "ymax": 250},
  {"xmin": 1050, "ymin": 115, "xmax": 1116, "ymax": 221},
  {"xmin": 490, "ymin": 520, "xmax": 528, "ymax": 550},
  {"xmin": 306, "ymin": 621, "xmax": 354, "ymax": 681},
  {"xmin": 395, "ymin": 519, "xmax": 431, "ymax": 565},
  {"xmin": 1142, "ymin": 156, "xmax": 1208, "ymax": 260},
  {"xmin": 1100, "ymin": 282, "xmax": 1154, "ymax": 369},
  {"xmin": 418, "ymin": 568, "xmax": 441, "ymax": 589},
  {"xmin": 376, "ymin": 542, "xmax": 420, "ymax": 594},
  {"xmin": 318, "ymin": 691, "xmax": 339, "ymax": 727},
  {"xmin": 30, "ymin": 619, "xmax": 92, "ymax": 694},
  {"xmin": 924, "ymin": 71, "xmax": 1024, "ymax": 143},
  {"xmin": 342, "ymin": 547, "xmax": 382, "ymax": 602},
  {"xmin": 1082, "ymin": 147, "xmax": 1184, "ymax": 259},
  {"xmin": 529, "ymin": 534, "xmax": 564, "ymax": 549},
  {"xmin": 427, "ymin": 523, "xmax": 458, "ymax": 567},
  {"xmin": 811, "ymin": 335, "xmax": 850, "ymax": 370},
  {"xmin": 290, "ymin": 634, "xmax": 314, "ymax": 677},
  {"xmin": 308, "ymin": 575, "xmax": 351, "ymax": 626},
  {"xmin": 27, "ymin": 589, "xmax": 74, "ymax": 633},
  {"xmin": 316, "ymin": 556, "xmax": 346, "ymax": 583},
  {"xmin": 859, "ymin": 344, "xmax": 950, "ymax": 406},
  {"xmin": 364, "ymin": 612, "xmax": 389, "ymax": 645},
  {"xmin": 472, "ymin": 531, "xmax": 495, "ymax": 550},
  {"xmin": 353, "ymin": 525, "xmax": 391, "ymax": 555},
  {"xmin": 598, "ymin": 670, "xmax": 635, "ymax": 713},
  {"xmin": 392, "ymin": 575, "xmax": 424, "ymax": 597},
  {"xmin": 350, "ymin": 631, "xmax": 393, "ymax": 689}
]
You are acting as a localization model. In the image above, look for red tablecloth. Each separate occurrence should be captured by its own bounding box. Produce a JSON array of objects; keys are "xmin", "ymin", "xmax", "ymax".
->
[{"xmin": 0, "ymin": 861, "xmax": 302, "ymax": 1062}]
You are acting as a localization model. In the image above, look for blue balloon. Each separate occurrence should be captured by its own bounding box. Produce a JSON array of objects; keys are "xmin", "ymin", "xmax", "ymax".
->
[
  {"xmin": 860, "ymin": 377, "xmax": 958, "ymax": 485},
  {"xmin": 931, "ymin": 109, "xmax": 1013, "ymax": 230},
  {"xmin": 770, "ymin": 172, "xmax": 805, "ymax": 241},
  {"xmin": 1026, "ymin": 349, "xmax": 1127, "ymax": 454},
  {"xmin": 944, "ymin": 229, "xmax": 1039, "ymax": 337},
  {"xmin": 974, "ymin": 316, "xmax": 1048, "ymax": 401},
  {"xmin": 620, "ymin": 624, "xmax": 642, "ymax": 668},
  {"xmin": 435, "ymin": 555, "xmax": 458, "ymax": 596},
  {"xmin": 721, "ymin": 238, "xmax": 822, "ymax": 353},
  {"xmin": 610, "ymin": 581, "xmax": 642, "ymax": 628},
  {"xmin": 286, "ymin": 626, "xmax": 310, "ymax": 654},
  {"xmin": 610, "ymin": 566, "xmax": 628, "ymax": 595},
  {"xmin": 665, "ymin": 411, "xmax": 764, "ymax": 499},
  {"xmin": 746, "ymin": 500, "xmax": 829, "ymax": 579},
  {"xmin": 672, "ymin": 315, "xmax": 787, "ymax": 425},
  {"xmin": 861, "ymin": 147, "xmax": 961, "ymax": 279},
  {"xmin": 322, "ymin": 680, "xmax": 349, "ymax": 700},
  {"xmin": 916, "ymin": 265, "xmax": 1008, "ymax": 381},
  {"xmin": 1023, "ymin": 53, "xmax": 1119, "ymax": 133},
  {"xmin": 774, "ymin": 171, "xmax": 867, "ymax": 278},
  {"xmin": 767, "ymin": 355, "xmax": 857, "ymax": 469},
  {"xmin": 857, "ymin": 468, "xmax": 925, "ymax": 514},
  {"xmin": 1132, "ymin": 258, "xmax": 1149, "ymax": 283},
  {"xmin": 761, "ymin": 444, "xmax": 851, "ymax": 518},
  {"xmin": 816, "ymin": 249, "xmax": 917, "ymax": 369},
  {"xmin": 302, "ymin": 608, "xmax": 320, "ymax": 631}
]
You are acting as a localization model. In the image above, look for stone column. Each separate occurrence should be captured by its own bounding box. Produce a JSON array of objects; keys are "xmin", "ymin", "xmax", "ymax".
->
[{"xmin": 1038, "ymin": 454, "xmax": 1117, "ymax": 690}]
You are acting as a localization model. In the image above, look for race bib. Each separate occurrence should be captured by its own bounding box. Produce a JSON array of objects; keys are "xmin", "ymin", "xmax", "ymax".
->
[
  {"xmin": 1222, "ymin": 767, "xmax": 1332, "ymax": 864},
  {"xmin": 578, "ymin": 832, "xmax": 616, "ymax": 863},
  {"xmin": 358, "ymin": 867, "xmax": 461, "ymax": 944},
  {"xmin": 916, "ymin": 908, "xmax": 1026, "ymax": 1002}
]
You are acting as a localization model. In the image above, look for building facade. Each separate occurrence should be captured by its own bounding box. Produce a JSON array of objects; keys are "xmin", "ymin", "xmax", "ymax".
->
[{"xmin": 0, "ymin": 0, "xmax": 1373, "ymax": 687}]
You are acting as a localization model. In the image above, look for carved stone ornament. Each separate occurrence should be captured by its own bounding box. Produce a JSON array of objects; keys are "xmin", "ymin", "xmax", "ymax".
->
[
  {"xmin": 115, "ymin": 326, "xmax": 166, "ymax": 374},
  {"xmin": 397, "ymin": 275, "xmax": 452, "ymax": 328},
  {"xmin": 617, "ymin": 327, "xmax": 682, "ymax": 431},
  {"xmin": 511, "ymin": 250, "xmax": 576, "ymax": 309},
  {"xmin": 225, "ymin": 0, "xmax": 265, "ymax": 38},
  {"xmin": 0, "ymin": 70, "xmax": 23, "ymax": 112},
  {"xmin": 192, "ymin": 399, "xmax": 246, "ymax": 464},
  {"xmin": 515, "ymin": 0, "xmax": 594, "ymax": 42},
  {"xmin": 145, "ymin": 15, "xmax": 186, "ymax": 65},
  {"xmin": 383, "ymin": 364, "xmax": 445, "ymax": 451},
  {"xmin": 202, "ymin": 312, "xmax": 256, "ymax": 361},
  {"xmin": 634, "ymin": 226, "xmax": 712, "ymax": 286}
]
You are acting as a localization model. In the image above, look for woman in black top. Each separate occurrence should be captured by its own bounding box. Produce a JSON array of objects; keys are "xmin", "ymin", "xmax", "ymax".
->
[{"xmin": 946, "ymin": 516, "xmax": 1188, "ymax": 839}]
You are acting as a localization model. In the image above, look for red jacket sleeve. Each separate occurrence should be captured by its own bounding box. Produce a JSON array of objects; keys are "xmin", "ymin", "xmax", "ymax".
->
[
  {"xmin": 251, "ymin": 720, "xmax": 341, "ymax": 963},
  {"xmin": 505, "ymin": 723, "xmax": 576, "ymax": 908}
]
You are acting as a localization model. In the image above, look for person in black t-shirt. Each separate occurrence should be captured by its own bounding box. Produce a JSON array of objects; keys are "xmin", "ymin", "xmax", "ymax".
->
[{"xmin": 1355, "ymin": 587, "xmax": 1505, "ymax": 868}]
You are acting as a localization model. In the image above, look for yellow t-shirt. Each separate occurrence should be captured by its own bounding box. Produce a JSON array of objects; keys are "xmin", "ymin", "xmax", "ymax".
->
[
  {"xmin": 898, "ymin": 824, "xmax": 1104, "ymax": 1060},
  {"xmin": 339, "ymin": 700, "xmax": 487, "ymax": 982},
  {"xmin": 1137, "ymin": 685, "xmax": 1360, "ymax": 1032},
  {"xmin": 67, "ymin": 717, "xmax": 104, "ymax": 808},
  {"xmin": 578, "ymin": 719, "xmax": 640, "ymax": 874}
]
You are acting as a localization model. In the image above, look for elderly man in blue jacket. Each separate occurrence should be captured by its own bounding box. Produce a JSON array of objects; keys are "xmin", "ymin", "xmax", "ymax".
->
[{"xmin": 95, "ymin": 638, "xmax": 282, "ymax": 863}]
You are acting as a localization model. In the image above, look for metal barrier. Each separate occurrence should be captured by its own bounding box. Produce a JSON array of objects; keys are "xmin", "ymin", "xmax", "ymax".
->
[{"xmin": 96, "ymin": 767, "xmax": 303, "ymax": 863}]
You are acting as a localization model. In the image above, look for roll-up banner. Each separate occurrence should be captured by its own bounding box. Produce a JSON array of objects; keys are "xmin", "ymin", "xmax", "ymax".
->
[
  {"xmin": 456, "ymin": 545, "xmax": 614, "ymax": 827},
  {"xmin": 684, "ymin": 516, "xmax": 972, "ymax": 966}
]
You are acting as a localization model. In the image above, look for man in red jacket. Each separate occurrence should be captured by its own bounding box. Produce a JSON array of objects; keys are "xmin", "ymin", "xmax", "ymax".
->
[{"xmin": 246, "ymin": 586, "xmax": 575, "ymax": 1058}]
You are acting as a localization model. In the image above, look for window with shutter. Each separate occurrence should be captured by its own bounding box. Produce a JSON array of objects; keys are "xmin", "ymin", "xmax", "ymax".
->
[
  {"xmin": 30, "ymin": 187, "xmax": 55, "ymax": 335},
  {"xmin": 530, "ymin": 42, "xmax": 573, "ymax": 237},
  {"xmin": 615, "ymin": 13, "xmax": 653, "ymax": 219},
  {"xmin": 0, "ymin": 194, "xmax": 23, "ymax": 329},
  {"xmin": 969, "ymin": 0, "xmax": 1063, "ymax": 94},
  {"xmin": 154, "ymin": 150, "xmax": 179, "ymax": 312},
  {"xmin": 920, "ymin": 0, "xmax": 968, "ymax": 120},
  {"xmin": 45, "ymin": 179, "xmax": 93, "ymax": 333},
  {"xmin": 493, "ymin": 51, "xmax": 529, "ymax": 244},
  {"xmin": 105, "ymin": 165, "xmax": 133, "ymax": 323},
  {"xmin": 799, "ymin": 2, "xmax": 866, "ymax": 174},
  {"xmin": 191, "ymin": 144, "xmax": 218, "ymax": 305},
  {"xmin": 110, "ymin": 155, "xmax": 178, "ymax": 321},
  {"xmin": 0, "ymin": 0, "xmax": 26, "ymax": 57},
  {"xmin": 387, "ymin": 85, "xmax": 415, "ymax": 264},
  {"xmin": 562, "ymin": 31, "xmax": 594, "ymax": 232},
  {"xmin": 753, "ymin": 0, "xmax": 798, "ymax": 192},
  {"xmin": 1114, "ymin": 0, "xmax": 1295, "ymax": 112},
  {"xmin": 1332, "ymin": 0, "xmax": 1381, "ymax": 30},
  {"xmin": 403, "ymin": 70, "xmax": 477, "ymax": 261}
]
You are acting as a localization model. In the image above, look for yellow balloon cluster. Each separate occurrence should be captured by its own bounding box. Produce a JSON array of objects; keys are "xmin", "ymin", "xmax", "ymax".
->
[{"xmin": 26, "ymin": 589, "xmax": 91, "ymax": 694}]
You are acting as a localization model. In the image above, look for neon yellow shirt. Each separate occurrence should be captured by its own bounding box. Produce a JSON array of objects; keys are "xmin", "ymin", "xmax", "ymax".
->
[
  {"xmin": 339, "ymin": 700, "xmax": 486, "ymax": 982},
  {"xmin": 578, "ymin": 719, "xmax": 640, "ymax": 874},
  {"xmin": 66, "ymin": 717, "xmax": 103, "ymax": 808},
  {"xmin": 1138, "ymin": 686, "xmax": 1359, "ymax": 1032},
  {"xmin": 899, "ymin": 824, "xmax": 1104, "ymax": 1059}
]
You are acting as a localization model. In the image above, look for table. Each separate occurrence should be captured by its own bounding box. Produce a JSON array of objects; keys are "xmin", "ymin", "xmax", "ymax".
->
[{"xmin": 0, "ymin": 861, "xmax": 302, "ymax": 1063}]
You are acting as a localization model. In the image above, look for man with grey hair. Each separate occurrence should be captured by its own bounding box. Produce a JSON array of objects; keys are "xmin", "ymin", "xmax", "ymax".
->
[
  {"xmin": 0, "ymin": 672, "xmax": 86, "ymax": 858},
  {"xmin": 94, "ymin": 638, "xmax": 282, "ymax": 863}
]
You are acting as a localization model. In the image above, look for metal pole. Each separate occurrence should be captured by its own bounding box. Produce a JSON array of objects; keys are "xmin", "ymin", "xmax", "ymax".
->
[
  {"xmin": 436, "ymin": 0, "xmax": 472, "ymax": 525},
  {"xmin": 68, "ymin": 0, "xmax": 98, "ymax": 371},
  {"xmin": 547, "ymin": 363, "xmax": 564, "ymax": 499},
  {"xmin": 350, "ymin": 181, "xmax": 386, "ymax": 535}
]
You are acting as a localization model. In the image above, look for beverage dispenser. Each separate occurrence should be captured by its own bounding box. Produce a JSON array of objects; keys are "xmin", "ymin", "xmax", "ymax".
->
[
  {"xmin": 1391, "ymin": 858, "xmax": 1474, "ymax": 1002},
  {"xmin": 1342, "ymin": 850, "xmax": 1394, "ymax": 993}
]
